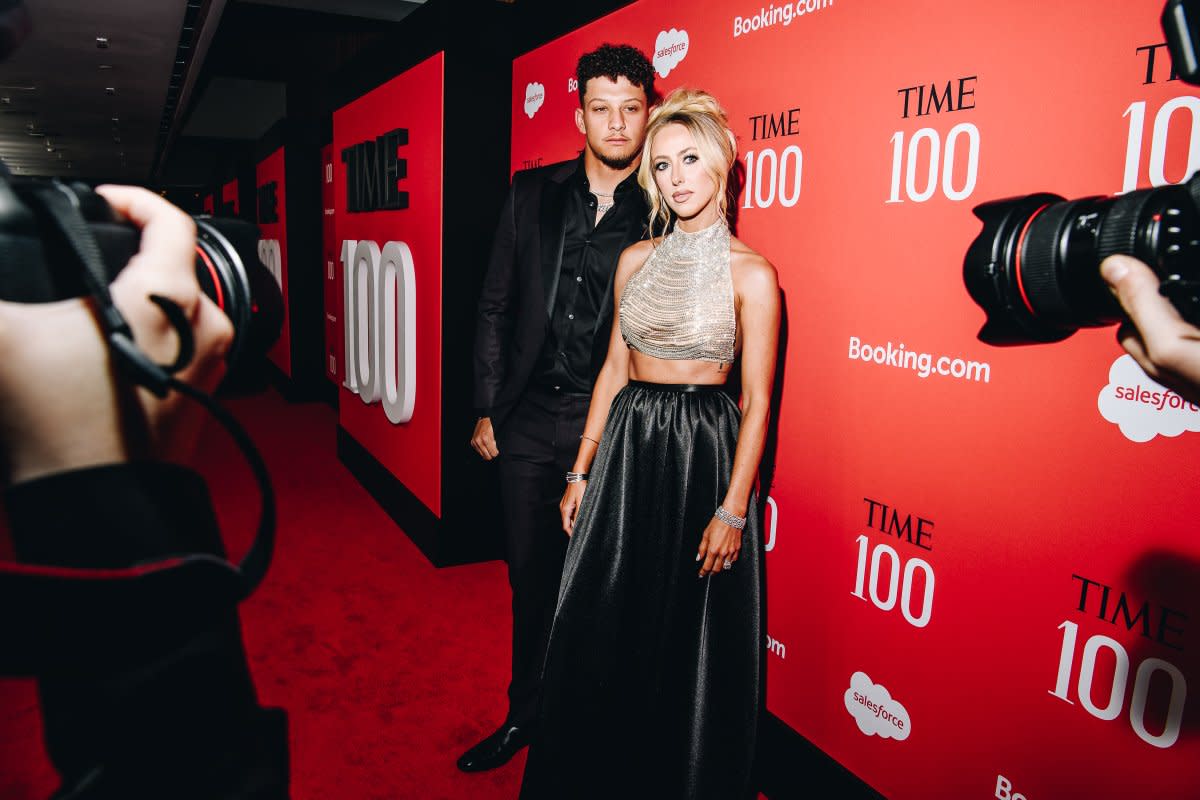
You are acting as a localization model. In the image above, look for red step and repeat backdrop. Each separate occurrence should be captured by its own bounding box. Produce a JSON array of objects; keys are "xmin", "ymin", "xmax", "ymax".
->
[
  {"xmin": 332, "ymin": 52, "xmax": 445, "ymax": 518},
  {"xmin": 256, "ymin": 145, "xmax": 291, "ymax": 376},
  {"xmin": 514, "ymin": 1, "xmax": 1199, "ymax": 797}
]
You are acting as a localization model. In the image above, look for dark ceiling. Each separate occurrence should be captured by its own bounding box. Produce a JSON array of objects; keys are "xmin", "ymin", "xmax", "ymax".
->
[
  {"xmin": 158, "ymin": 0, "xmax": 420, "ymax": 186},
  {"xmin": 0, "ymin": 0, "xmax": 422, "ymax": 185},
  {"xmin": 0, "ymin": 0, "xmax": 196, "ymax": 181},
  {"xmin": 0, "ymin": 0, "xmax": 631, "ymax": 189}
]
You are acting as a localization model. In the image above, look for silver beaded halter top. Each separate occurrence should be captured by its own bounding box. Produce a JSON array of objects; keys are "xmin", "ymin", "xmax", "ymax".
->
[{"xmin": 619, "ymin": 220, "xmax": 737, "ymax": 364}]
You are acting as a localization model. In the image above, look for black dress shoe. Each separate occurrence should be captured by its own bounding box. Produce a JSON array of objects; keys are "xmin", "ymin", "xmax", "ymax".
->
[{"xmin": 456, "ymin": 722, "xmax": 532, "ymax": 772}]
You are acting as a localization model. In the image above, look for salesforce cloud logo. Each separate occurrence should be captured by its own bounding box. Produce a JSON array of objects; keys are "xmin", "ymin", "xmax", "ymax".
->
[
  {"xmin": 845, "ymin": 671, "xmax": 911, "ymax": 741},
  {"xmin": 653, "ymin": 28, "xmax": 689, "ymax": 78},
  {"xmin": 523, "ymin": 82, "xmax": 545, "ymax": 119},
  {"xmin": 1097, "ymin": 354, "xmax": 1200, "ymax": 443}
]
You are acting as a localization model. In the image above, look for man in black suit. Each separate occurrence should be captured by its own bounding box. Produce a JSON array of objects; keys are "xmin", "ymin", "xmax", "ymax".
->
[{"xmin": 460, "ymin": 43, "xmax": 656, "ymax": 772}]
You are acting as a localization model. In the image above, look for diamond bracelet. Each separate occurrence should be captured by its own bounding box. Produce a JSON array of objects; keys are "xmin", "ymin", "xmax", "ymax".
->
[{"xmin": 714, "ymin": 506, "xmax": 746, "ymax": 530}]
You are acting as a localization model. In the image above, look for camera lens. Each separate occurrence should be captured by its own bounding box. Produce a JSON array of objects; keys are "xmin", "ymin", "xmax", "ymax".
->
[
  {"xmin": 192, "ymin": 215, "xmax": 282, "ymax": 375},
  {"xmin": 963, "ymin": 179, "xmax": 1200, "ymax": 345}
]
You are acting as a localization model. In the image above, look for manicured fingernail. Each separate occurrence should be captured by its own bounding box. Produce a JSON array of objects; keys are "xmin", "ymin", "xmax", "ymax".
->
[
  {"xmin": 696, "ymin": 552, "xmax": 702, "ymax": 561},
  {"xmin": 1101, "ymin": 257, "xmax": 1129, "ymax": 282}
]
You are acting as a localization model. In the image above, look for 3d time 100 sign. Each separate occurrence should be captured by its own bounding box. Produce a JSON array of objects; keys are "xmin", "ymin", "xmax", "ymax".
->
[
  {"xmin": 339, "ymin": 125, "xmax": 416, "ymax": 424},
  {"xmin": 340, "ymin": 236, "xmax": 416, "ymax": 424}
]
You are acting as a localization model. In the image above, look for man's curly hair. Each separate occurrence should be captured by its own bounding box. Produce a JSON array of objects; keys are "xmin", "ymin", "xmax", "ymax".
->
[{"xmin": 576, "ymin": 43, "xmax": 656, "ymax": 106}]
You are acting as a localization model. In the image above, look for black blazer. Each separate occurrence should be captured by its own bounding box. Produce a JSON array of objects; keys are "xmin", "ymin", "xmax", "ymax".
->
[{"xmin": 473, "ymin": 157, "xmax": 648, "ymax": 430}]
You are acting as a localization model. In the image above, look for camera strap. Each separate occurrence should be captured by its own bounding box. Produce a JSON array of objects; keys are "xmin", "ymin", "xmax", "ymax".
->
[
  {"xmin": 0, "ymin": 183, "xmax": 276, "ymax": 670},
  {"xmin": 33, "ymin": 182, "xmax": 181, "ymax": 393}
]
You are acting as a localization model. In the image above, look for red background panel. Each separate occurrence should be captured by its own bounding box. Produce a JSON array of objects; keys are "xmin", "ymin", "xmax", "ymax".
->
[
  {"xmin": 333, "ymin": 52, "xmax": 444, "ymax": 518},
  {"xmin": 256, "ymin": 146, "xmax": 291, "ymax": 376},
  {"xmin": 222, "ymin": 178, "xmax": 239, "ymax": 216},
  {"xmin": 514, "ymin": 2, "xmax": 1200, "ymax": 797}
]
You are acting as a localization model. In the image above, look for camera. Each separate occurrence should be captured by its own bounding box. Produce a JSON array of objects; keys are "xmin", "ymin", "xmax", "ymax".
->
[
  {"xmin": 962, "ymin": 174, "xmax": 1200, "ymax": 345},
  {"xmin": 963, "ymin": 0, "xmax": 1200, "ymax": 346},
  {"xmin": 0, "ymin": 174, "xmax": 282, "ymax": 376}
]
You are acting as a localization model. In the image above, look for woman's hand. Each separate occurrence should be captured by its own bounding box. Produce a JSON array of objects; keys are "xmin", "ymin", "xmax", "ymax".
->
[
  {"xmin": 697, "ymin": 515, "xmax": 743, "ymax": 577},
  {"xmin": 560, "ymin": 480, "xmax": 587, "ymax": 536}
]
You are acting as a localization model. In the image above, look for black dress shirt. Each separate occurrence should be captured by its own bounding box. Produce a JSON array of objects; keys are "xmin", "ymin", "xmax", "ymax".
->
[{"xmin": 532, "ymin": 163, "xmax": 645, "ymax": 393}]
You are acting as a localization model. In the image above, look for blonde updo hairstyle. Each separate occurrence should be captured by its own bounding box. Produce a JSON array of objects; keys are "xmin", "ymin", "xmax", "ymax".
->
[{"xmin": 638, "ymin": 87, "xmax": 738, "ymax": 238}]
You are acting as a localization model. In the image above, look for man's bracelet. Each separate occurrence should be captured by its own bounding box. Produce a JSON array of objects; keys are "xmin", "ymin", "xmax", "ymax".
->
[
  {"xmin": 565, "ymin": 471, "xmax": 589, "ymax": 483},
  {"xmin": 714, "ymin": 506, "xmax": 746, "ymax": 530}
]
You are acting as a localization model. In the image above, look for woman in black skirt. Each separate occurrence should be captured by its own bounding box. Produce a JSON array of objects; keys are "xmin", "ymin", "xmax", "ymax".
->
[{"xmin": 518, "ymin": 87, "xmax": 781, "ymax": 800}]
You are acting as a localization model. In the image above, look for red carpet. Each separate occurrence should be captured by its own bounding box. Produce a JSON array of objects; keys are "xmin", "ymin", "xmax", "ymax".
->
[
  {"xmin": 0, "ymin": 386, "xmax": 770, "ymax": 799},
  {"xmin": 1, "ymin": 387, "xmax": 524, "ymax": 799}
]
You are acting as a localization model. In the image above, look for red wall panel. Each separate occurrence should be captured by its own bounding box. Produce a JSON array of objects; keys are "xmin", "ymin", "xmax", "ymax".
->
[
  {"xmin": 256, "ymin": 146, "xmax": 291, "ymax": 376},
  {"xmin": 221, "ymin": 178, "xmax": 239, "ymax": 216},
  {"xmin": 333, "ymin": 52, "xmax": 444, "ymax": 518}
]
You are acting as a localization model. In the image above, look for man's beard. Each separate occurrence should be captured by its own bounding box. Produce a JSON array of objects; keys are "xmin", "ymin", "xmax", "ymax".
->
[
  {"xmin": 597, "ymin": 151, "xmax": 638, "ymax": 170},
  {"xmin": 592, "ymin": 142, "xmax": 641, "ymax": 170}
]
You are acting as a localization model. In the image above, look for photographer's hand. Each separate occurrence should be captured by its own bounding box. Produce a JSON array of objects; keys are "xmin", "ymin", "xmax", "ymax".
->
[
  {"xmin": 1100, "ymin": 254, "xmax": 1200, "ymax": 406},
  {"xmin": 0, "ymin": 185, "xmax": 233, "ymax": 485}
]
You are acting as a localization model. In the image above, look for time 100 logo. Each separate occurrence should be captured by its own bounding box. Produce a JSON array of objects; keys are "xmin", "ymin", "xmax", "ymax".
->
[{"xmin": 340, "ymin": 239, "xmax": 416, "ymax": 423}]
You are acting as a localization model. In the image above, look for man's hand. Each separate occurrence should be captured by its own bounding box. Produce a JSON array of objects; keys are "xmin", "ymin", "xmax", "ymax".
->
[
  {"xmin": 470, "ymin": 416, "xmax": 499, "ymax": 460},
  {"xmin": 1100, "ymin": 254, "xmax": 1200, "ymax": 406},
  {"xmin": 559, "ymin": 481, "xmax": 586, "ymax": 536}
]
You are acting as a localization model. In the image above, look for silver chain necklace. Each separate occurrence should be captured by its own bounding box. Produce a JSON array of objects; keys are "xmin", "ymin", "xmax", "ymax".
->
[{"xmin": 594, "ymin": 189, "xmax": 614, "ymax": 215}]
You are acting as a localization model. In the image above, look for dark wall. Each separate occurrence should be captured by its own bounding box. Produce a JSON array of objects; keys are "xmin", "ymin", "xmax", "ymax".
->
[{"xmin": 163, "ymin": 0, "xmax": 638, "ymax": 192}]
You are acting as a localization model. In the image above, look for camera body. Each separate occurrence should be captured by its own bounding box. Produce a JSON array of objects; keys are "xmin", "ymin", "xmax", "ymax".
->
[{"xmin": 0, "ymin": 173, "xmax": 282, "ymax": 373}]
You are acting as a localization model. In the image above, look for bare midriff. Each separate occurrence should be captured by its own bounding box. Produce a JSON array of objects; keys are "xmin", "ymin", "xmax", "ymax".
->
[{"xmin": 628, "ymin": 350, "xmax": 734, "ymax": 385}]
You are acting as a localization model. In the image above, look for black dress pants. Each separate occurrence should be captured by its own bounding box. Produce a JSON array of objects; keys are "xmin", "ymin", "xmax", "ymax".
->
[{"xmin": 495, "ymin": 386, "xmax": 590, "ymax": 728}]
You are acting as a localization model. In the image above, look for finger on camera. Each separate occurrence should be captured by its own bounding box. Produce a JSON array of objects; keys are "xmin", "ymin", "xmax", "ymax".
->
[
  {"xmin": 96, "ymin": 186, "xmax": 197, "ymax": 273},
  {"xmin": 1102, "ymin": 255, "xmax": 1189, "ymax": 334},
  {"xmin": 102, "ymin": 188, "xmax": 203, "ymax": 334},
  {"xmin": 189, "ymin": 296, "xmax": 233, "ymax": 377}
]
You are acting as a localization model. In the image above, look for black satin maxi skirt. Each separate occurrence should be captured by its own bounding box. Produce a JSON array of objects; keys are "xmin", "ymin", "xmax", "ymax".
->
[{"xmin": 518, "ymin": 381, "xmax": 762, "ymax": 800}]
